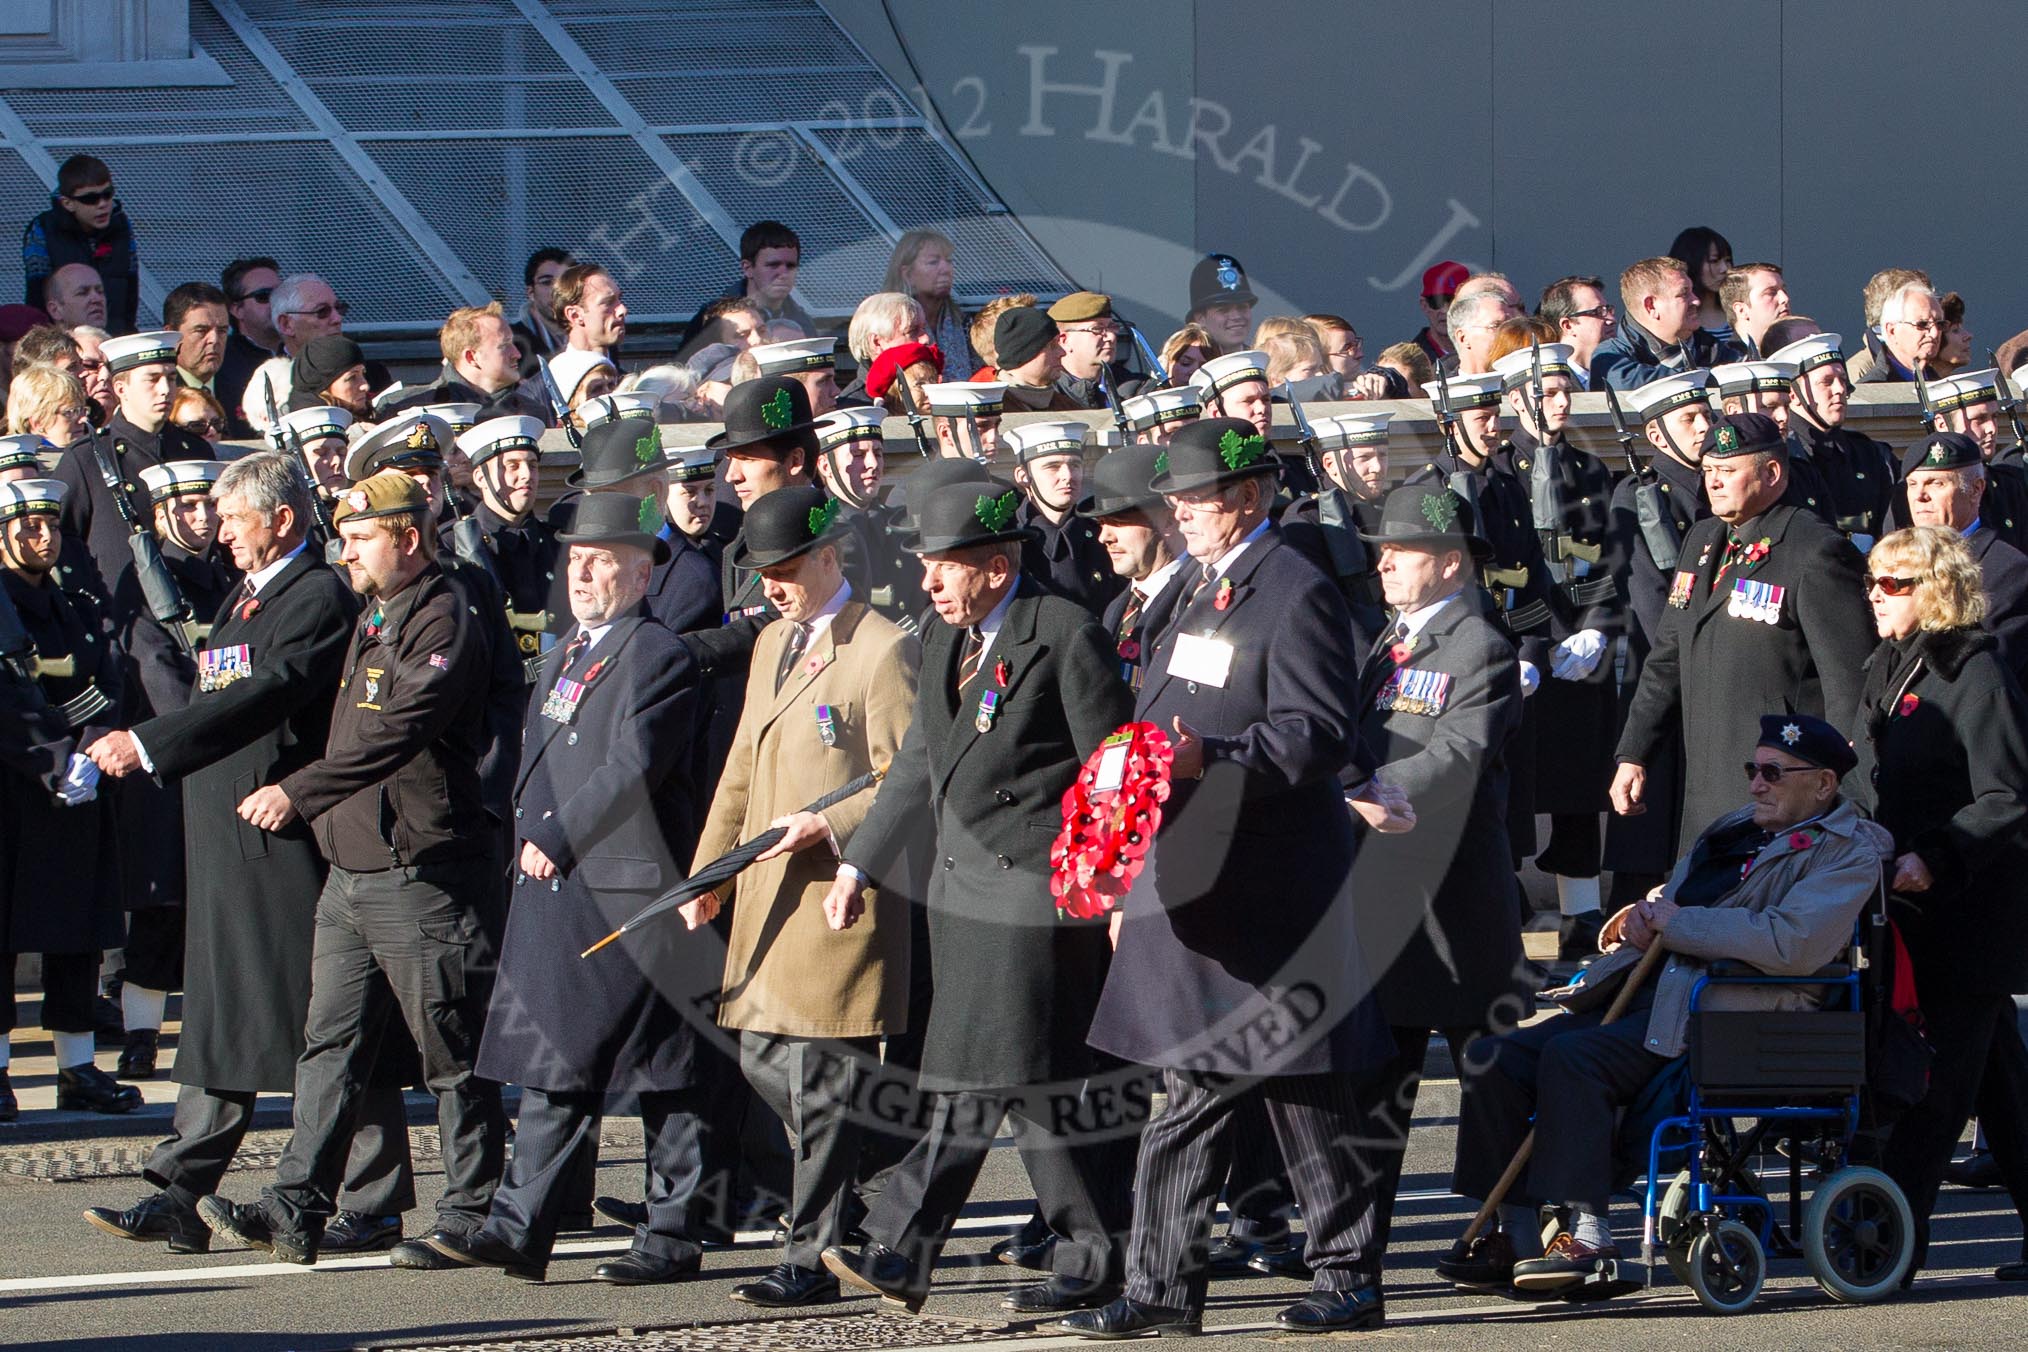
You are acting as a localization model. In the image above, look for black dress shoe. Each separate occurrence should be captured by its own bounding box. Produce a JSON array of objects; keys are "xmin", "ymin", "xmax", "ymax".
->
[
  {"xmin": 594, "ymin": 1195, "xmax": 649, "ymax": 1228},
  {"xmin": 1275, "ymin": 1287, "xmax": 1384, "ymax": 1332},
  {"xmin": 1247, "ymin": 1238, "xmax": 1311, "ymax": 1280},
  {"xmin": 417, "ymin": 1228, "xmax": 545, "ymax": 1281},
  {"xmin": 83, "ymin": 1192, "xmax": 210, "ymax": 1253},
  {"xmin": 1003, "ymin": 1274, "xmax": 1122, "ymax": 1314},
  {"xmin": 820, "ymin": 1241, "xmax": 924, "ymax": 1312},
  {"xmin": 115, "ymin": 1028, "xmax": 159, "ymax": 1080},
  {"xmin": 1058, "ymin": 1295, "xmax": 1201, "ymax": 1339},
  {"xmin": 594, "ymin": 1250, "xmax": 702, "ymax": 1285},
  {"xmin": 1434, "ymin": 1231, "xmax": 1517, "ymax": 1289},
  {"xmin": 322, "ymin": 1211, "xmax": 402, "ymax": 1254},
  {"xmin": 991, "ymin": 1232, "xmax": 1059, "ymax": 1272},
  {"xmin": 730, "ymin": 1261, "xmax": 839, "ymax": 1307},
  {"xmin": 56, "ymin": 1063, "xmax": 143, "ymax": 1114},
  {"xmin": 197, "ymin": 1194, "xmax": 316, "ymax": 1265},
  {"xmin": 0, "ymin": 1069, "xmax": 17, "ymax": 1123},
  {"xmin": 1203, "ymin": 1234, "xmax": 1257, "ymax": 1276},
  {"xmin": 1947, "ymin": 1149, "xmax": 2004, "ymax": 1190}
]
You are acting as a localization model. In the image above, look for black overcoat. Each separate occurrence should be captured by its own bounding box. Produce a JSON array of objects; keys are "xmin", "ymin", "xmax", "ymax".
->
[{"xmin": 1969, "ymin": 526, "xmax": 2028, "ymax": 684}]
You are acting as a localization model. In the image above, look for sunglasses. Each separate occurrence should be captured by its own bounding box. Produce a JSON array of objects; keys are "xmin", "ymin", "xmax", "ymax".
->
[
  {"xmin": 1422, "ymin": 293, "xmax": 1456, "ymax": 308},
  {"xmin": 64, "ymin": 186, "xmax": 114, "ymax": 206},
  {"xmin": 1569, "ymin": 304, "xmax": 1617, "ymax": 320},
  {"xmin": 1743, "ymin": 760, "xmax": 1818, "ymax": 783},
  {"xmin": 1865, "ymin": 574, "xmax": 1920, "ymax": 596},
  {"xmin": 232, "ymin": 287, "xmax": 275, "ymax": 304},
  {"xmin": 177, "ymin": 417, "xmax": 225, "ymax": 435},
  {"xmin": 284, "ymin": 301, "xmax": 349, "ymax": 320}
]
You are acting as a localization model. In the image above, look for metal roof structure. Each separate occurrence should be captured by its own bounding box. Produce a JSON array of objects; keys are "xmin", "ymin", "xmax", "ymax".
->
[{"xmin": 0, "ymin": 0, "xmax": 1071, "ymax": 334}]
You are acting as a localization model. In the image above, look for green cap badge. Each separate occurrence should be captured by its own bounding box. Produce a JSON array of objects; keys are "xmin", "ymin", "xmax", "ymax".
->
[
  {"xmin": 633, "ymin": 425, "xmax": 661, "ymax": 464},
  {"xmin": 1420, "ymin": 489, "xmax": 1460, "ymax": 533},
  {"xmin": 1153, "ymin": 450, "xmax": 1170, "ymax": 478},
  {"xmin": 974, "ymin": 490, "xmax": 1019, "ymax": 532},
  {"xmin": 1714, "ymin": 424, "xmax": 1740, "ymax": 455},
  {"xmin": 807, "ymin": 497, "xmax": 842, "ymax": 537},
  {"xmin": 638, "ymin": 492, "xmax": 666, "ymax": 534},
  {"xmin": 760, "ymin": 387, "xmax": 794, "ymax": 431},
  {"xmin": 1217, "ymin": 428, "xmax": 1267, "ymax": 471}
]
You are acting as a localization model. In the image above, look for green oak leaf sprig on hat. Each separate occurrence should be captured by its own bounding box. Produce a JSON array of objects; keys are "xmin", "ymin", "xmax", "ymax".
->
[
  {"xmin": 807, "ymin": 497, "xmax": 842, "ymax": 537},
  {"xmin": 1153, "ymin": 450, "xmax": 1170, "ymax": 478},
  {"xmin": 638, "ymin": 493, "xmax": 665, "ymax": 534},
  {"xmin": 633, "ymin": 425, "xmax": 662, "ymax": 464},
  {"xmin": 761, "ymin": 387, "xmax": 794, "ymax": 430},
  {"xmin": 975, "ymin": 490, "xmax": 1019, "ymax": 532},
  {"xmin": 1217, "ymin": 428, "xmax": 1267, "ymax": 471},
  {"xmin": 1420, "ymin": 489, "xmax": 1460, "ymax": 533}
]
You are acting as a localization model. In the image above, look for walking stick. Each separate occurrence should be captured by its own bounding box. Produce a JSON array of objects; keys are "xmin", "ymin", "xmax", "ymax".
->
[{"xmin": 1456, "ymin": 940, "xmax": 1669, "ymax": 1246}]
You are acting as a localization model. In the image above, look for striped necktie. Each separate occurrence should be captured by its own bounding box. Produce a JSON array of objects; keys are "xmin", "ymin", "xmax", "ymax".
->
[{"xmin": 956, "ymin": 626, "xmax": 986, "ymax": 692}]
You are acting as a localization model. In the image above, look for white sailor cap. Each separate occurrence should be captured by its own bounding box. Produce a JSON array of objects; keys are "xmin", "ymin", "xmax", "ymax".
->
[
  {"xmin": 580, "ymin": 391, "xmax": 659, "ymax": 431},
  {"xmin": 816, "ymin": 406, "xmax": 886, "ymax": 451},
  {"xmin": 0, "ymin": 477, "xmax": 66, "ymax": 521},
  {"xmin": 1489, "ymin": 343, "xmax": 1578, "ymax": 392},
  {"xmin": 751, "ymin": 336, "xmax": 838, "ymax": 376},
  {"xmin": 0, "ymin": 434, "xmax": 49, "ymax": 475},
  {"xmin": 137, "ymin": 459, "xmax": 223, "ymax": 503},
  {"xmin": 1627, "ymin": 371, "xmax": 1714, "ymax": 424},
  {"xmin": 457, "ymin": 415, "xmax": 545, "ymax": 468},
  {"xmin": 1927, "ymin": 368, "xmax": 1999, "ymax": 414},
  {"xmin": 1121, "ymin": 386, "xmax": 1201, "ymax": 431},
  {"xmin": 278, "ymin": 405, "xmax": 352, "ymax": 445},
  {"xmin": 1765, "ymin": 332, "xmax": 1846, "ymax": 375},
  {"xmin": 663, "ymin": 445, "xmax": 720, "ymax": 483},
  {"xmin": 1710, "ymin": 361, "xmax": 1800, "ymax": 398},
  {"xmin": 549, "ymin": 349, "xmax": 618, "ymax": 403},
  {"xmin": 418, "ymin": 402, "xmax": 480, "ymax": 433},
  {"xmin": 1191, "ymin": 349, "xmax": 1270, "ymax": 399},
  {"xmin": 1309, "ymin": 412, "xmax": 1393, "ymax": 451},
  {"xmin": 1424, "ymin": 372, "xmax": 1503, "ymax": 413},
  {"xmin": 1090, "ymin": 426, "xmax": 1124, "ymax": 450},
  {"xmin": 344, "ymin": 413, "xmax": 453, "ymax": 482},
  {"xmin": 922, "ymin": 382, "xmax": 1004, "ymax": 417},
  {"xmin": 101, "ymin": 330, "xmax": 180, "ymax": 376},
  {"xmin": 1001, "ymin": 419, "xmax": 1089, "ymax": 465}
]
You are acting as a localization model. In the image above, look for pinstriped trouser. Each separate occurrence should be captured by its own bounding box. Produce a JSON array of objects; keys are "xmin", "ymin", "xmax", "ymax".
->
[{"xmin": 1125, "ymin": 1068, "xmax": 1380, "ymax": 1311}]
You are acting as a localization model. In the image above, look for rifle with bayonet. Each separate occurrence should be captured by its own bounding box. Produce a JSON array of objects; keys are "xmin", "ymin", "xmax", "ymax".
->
[
  {"xmin": 1098, "ymin": 366, "xmax": 1131, "ymax": 443},
  {"xmin": 85, "ymin": 429, "xmax": 198, "ymax": 661},
  {"xmin": 536, "ymin": 354, "xmax": 582, "ymax": 450},
  {"xmin": 1914, "ymin": 367, "xmax": 1938, "ymax": 435},
  {"xmin": 1603, "ymin": 382, "xmax": 1683, "ymax": 571},
  {"xmin": 889, "ymin": 374, "xmax": 936, "ymax": 458},
  {"xmin": 1122, "ymin": 321, "xmax": 1170, "ymax": 390},
  {"xmin": 1430, "ymin": 362, "xmax": 1471, "ymax": 490},
  {"xmin": 1282, "ymin": 379, "xmax": 1370, "ymax": 585},
  {"xmin": 263, "ymin": 375, "xmax": 342, "ymax": 564}
]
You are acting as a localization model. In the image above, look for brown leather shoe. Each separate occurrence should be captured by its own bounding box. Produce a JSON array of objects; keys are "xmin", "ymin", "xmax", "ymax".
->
[
  {"xmin": 1511, "ymin": 1232, "xmax": 1618, "ymax": 1292},
  {"xmin": 1435, "ymin": 1230, "xmax": 1518, "ymax": 1289}
]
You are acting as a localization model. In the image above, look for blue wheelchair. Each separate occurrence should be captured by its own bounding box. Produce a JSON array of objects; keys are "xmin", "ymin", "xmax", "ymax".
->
[{"xmin": 1632, "ymin": 891, "xmax": 1918, "ymax": 1313}]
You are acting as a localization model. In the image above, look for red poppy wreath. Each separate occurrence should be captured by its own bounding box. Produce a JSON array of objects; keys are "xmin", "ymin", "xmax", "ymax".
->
[{"xmin": 1049, "ymin": 721, "xmax": 1175, "ymax": 920}]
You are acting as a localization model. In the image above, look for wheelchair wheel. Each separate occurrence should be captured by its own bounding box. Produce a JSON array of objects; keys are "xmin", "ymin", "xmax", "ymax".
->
[
  {"xmin": 1802, "ymin": 1166, "xmax": 1915, "ymax": 1302},
  {"xmin": 1657, "ymin": 1170, "xmax": 1694, "ymax": 1247},
  {"xmin": 1684, "ymin": 1219, "xmax": 1765, "ymax": 1314}
]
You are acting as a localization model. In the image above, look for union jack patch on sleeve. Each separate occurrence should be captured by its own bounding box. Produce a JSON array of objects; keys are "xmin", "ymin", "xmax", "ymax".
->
[{"xmin": 428, "ymin": 652, "xmax": 450, "ymax": 670}]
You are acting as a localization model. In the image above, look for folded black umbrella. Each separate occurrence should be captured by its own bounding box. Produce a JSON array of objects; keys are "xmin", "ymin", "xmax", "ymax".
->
[{"xmin": 581, "ymin": 767, "xmax": 884, "ymax": 957}]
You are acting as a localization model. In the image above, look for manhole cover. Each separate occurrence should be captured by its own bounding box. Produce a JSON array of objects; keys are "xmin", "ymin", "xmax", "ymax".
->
[{"xmin": 362, "ymin": 1310, "xmax": 1047, "ymax": 1351}]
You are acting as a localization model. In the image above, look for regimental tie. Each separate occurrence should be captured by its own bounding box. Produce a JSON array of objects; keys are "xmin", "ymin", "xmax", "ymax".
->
[
  {"xmin": 233, "ymin": 577, "xmax": 258, "ymax": 622},
  {"xmin": 1116, "ymin": 586, "xmax": 1143, "ymax": 643},
  {"xmin": 955, "ymin": 626, "xmax": 986, "ymax": 693},
  {"xmin": 775, "ymin": 621, "xmax": 810, "ymax": 693},
  {"xmin": 557, "ymin": 630, "xmax": 589, "ymax": 679}
]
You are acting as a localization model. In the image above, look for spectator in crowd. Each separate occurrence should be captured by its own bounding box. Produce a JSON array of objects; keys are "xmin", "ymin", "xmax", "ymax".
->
[
  {"xmin": 1538, "ymin": 276, "xmax": 1616, "ymax": 388},
  {"xmin": 1256, "ymin": 316, "xmax": 1328, "ymax": 385},
  {"xmin": 44, "ymin": 263, "xmax": 107, "ymax": 330},
  {"xmin": 1937, "ymin": 291, "xmax": 1973, "ymax": 379},
  {"xmin": 5, "ymin": 364, "xmax": 90, "ymax": 446},
  {"xmin": 168, "ymin": 387, "xmax": 228, "ymax": 446},
  {"xmin": 555, "ymin": 263, "xmax": 627, "ymax": 361},
  {"xmin": 509, "ymin": 246, "xmax": 571, "ymax": 376},
  {"xmin": 691, "ymin": 296, "xmax": 768, "ymax": 358},
  {"xmin": 1049, "ymin": 291, "xmax": 1121, "ymax": 408},
  {"xmin": 1185, "ymin": 252, "xmax": 1256, "ymax": 352},
  {"xmin": 1590, "ymin": 256, "xmax": 1741, "ymax": 390},
  {"xmin": 1847, "ymin": 266, "xmax": 1932, "ymax": 384},
  {"xmin": 839, "ymin": 292, "xmax": 928, "ymax": 404},
  {"xmin": 967, "ymin": 294, "xmax": 1033, "ymax": 377},
  {"xmin": 1668, "ymin": 225, "xmax": 1734, "ymax": 342},
  {"xmin": 215, "ymin": 256, "xmax": 282, "ymax": 421},
  {"xmin": 885, "ymin": 228, "xmax": 976, "ymax": 377},
  {"xmin": 12, "ymin": 323, "xmax": 78, "ymax": 379},
  {"xmin": 397, "ymin": 302, "xmax": 548, "ymax": 422},
  {"xmin": 993, "ymin": 307, "xmax": 1078, "ymax": 412},
  {"xmin": 1409, "ymin": 260, "xmax": 1468, "ymax": 367},
  {"xmin": 163, "ymin": 282, "xmax": 239, "ymax": 434},
  {"xmin": 1305, "ymin": 313, "xmax": 1392, "ymax": 397},
  {"xmin": 22, "ymin": 153, "xmax": 139, "ymax": 335},
  {"xmin": 1159, "ymin": 323, "xmax": 1214, "ymax": 388},
  {"xmin": 1853, "ymin": 282, "xmax": 1947, "ymax": 386},
  {"xmin": 680, "ymin": 220, "xmax": 814, "ymax": 347},
  {"xmin": 288, "ymin": 336, "xmax": 372, "ymax": 419},
  {"xmin": 245, "ymin": 274, "xmax": 360, "ymax": 427},
  {"xmin": 1373, "ymin": 340, "xmax": 1434, "ymax": 391},
  {"xmin": 69, "ymin": 326, "xmax": 114, "ymax": 425},
  {"xmin": 1719, "ymin": 263, "xmax": 1789, "ymax": 359},
  {"xmin": 1447, "ymin": 289, "xmax": 1516, "ymax": 375}
]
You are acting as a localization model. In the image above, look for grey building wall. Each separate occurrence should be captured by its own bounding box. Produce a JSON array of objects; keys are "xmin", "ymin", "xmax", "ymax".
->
[{"xmin": 827, "ymin": 0, "xmax": 2026, "ymax": 353}]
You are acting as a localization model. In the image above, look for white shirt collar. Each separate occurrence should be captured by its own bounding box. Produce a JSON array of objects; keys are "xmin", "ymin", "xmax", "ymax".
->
[
  {"xmin": 970, "ymin": 581, "xmax": 1020, "ymax": 664},
  {"xmin": 1201, "ymin": 516, "xmax": 1273, "ymax": 582},
  {"xmin": 1137, "ymin": 555, "xmax": 1186, "ymax": 601},
  {"xmin": 796, "ymin": 579, "xmax": 853, "ymax": 642},
  {"xmin": 1394, "ymin": 591, "xmax": 1460, "ymax": 644},
  {"xmin": 246, "ymin": 540, "xmax": 308, "ymax": 597},
  {"xmin": 575, "ymin": 620, "xmax": 617, "ymax": 652}
]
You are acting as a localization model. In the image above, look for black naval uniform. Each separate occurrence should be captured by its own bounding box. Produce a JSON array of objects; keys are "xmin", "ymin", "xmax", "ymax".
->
[
  {"xmin": 843, "ymin": 500, "xmax": 930, "ymax": 633},
  {"xmin": 52, "ymin": 415, "xmax": 215, "ymax": 596},
  {"xmin": 0, "ymin": 570, "xmax": 124, "ymax": 1039},
  {"xmin": 1615, "ymin": 503, "xmax": 1875, "ymax": 847},
  {"xmin": 460, "ymin": 502, "xmax": 563, "ymax": 686},
  {"xmin": 1980, "ymin": 444, "xmax": 2028, "ymax": 553},
  {"xmin": 1017, "ymin": 498, "xmax": 1124, "ymax": 619},
  {"xmin": 1784, "ymin": 417, "xmax": 1896, "ymax": 548},
  {"xmin": 1281, "ymin": 487, "xmax": 1385, "ymax": 656},
  {"xmin": 1599, "ymin": 451, "xmax": 1705, "ymax": 888},
  {"xmin": 646, "ymin": 525, "xmax": 722, "ymax": 636},
  {"xmin": 1506, "ymin": 426, "xmax": 1621, "ymax": 876},
  {"xmin": 1969, "ymin": 525, "xmax": 2028, "ymax": 682}
]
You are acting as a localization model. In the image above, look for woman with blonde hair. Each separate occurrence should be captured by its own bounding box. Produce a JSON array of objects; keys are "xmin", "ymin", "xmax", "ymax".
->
[
  {"xmin": 883, "ymin": 228, "xmax": 975, "ymax": 375},
  {"xmin": 1854, "ymin": 525, "xmax": 2028, "ymax": 1282},
  {"xmin": 1252, "ymin": 316, "xmax": 1328, "ymax": 385},
  {"xmin": 1159, "ymin": 323, "xmax": 1215, "ymax": 388},
  {"xmin": 5, "ymin": 363, "xmax": 91, "ymax": 446}
]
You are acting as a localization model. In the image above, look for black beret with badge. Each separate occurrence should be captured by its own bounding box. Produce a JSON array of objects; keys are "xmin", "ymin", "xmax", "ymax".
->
[
  {"xmin": 1757, "ymin": 711, "xmax": 1857, "ymax": 777},
  {"xmin": 1900, "ymin": 430, "xmax": 1982, "ymax": 477}
]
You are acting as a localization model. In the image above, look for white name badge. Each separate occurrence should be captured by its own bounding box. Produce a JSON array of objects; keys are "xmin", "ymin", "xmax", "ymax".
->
[
  {"xmin": 1167, "ymin": 632, "xmax": 1234, "ymax": 688},
  {"xmin": 1093, "ymin": 739, "xmax": 1130, "ymax": 793}
]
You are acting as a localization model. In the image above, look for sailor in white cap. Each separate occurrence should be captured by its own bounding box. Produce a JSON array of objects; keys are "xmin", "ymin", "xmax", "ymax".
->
[
  {"xmin": 921, "ymin": 381, "xmax": 1004, "ymax": 463},
  {"xmin": 1283, "ymin": 411, "xmax": 1390, "ymax": 642},
  {"xmin": 579, "ymin": 391, "xmax": 658, "ymax": 434},
  {"xmin": 0, "ymin": 433, "xmax": 50, "ymax": 485},
  {"xmin": 454, "ymin": 416, "xmax": 560, "ymax": 685},
  {"xmin": 638, "ymin": 444, "xmax": 724, "ymax": 636},
  {"xmin": 1493, "ymin": 341, "xmax": 1622, "ymax": 953},
  {"xmin": 812, "ymin": 406, "xmax": 924, "ymax": 626},
  {"xmin": 52, "ymin": 329, "xmax": 215, "ymax": 591},
  {"xmin": 276, "ymin": 405, "xmax": 354, "ymax": 496},
  {"xmin": 751, "ymin": 336, "xmax": 841, "ymax": 417},
  {"xmin": 547, "ymin": 349, "xmax": 620, "ymax": 431},
  {"xmin": 0, "ymin": 475, "xmax": 143, "ymax": 1116},
  {"xmin": 1002, "ymin": 419, "xmax": 1120, "ymax": 617},
  {"xmin": 1711, "ymin": 359, "xmax": 1799, "ymax": 434},
  {"xmin": 1764, "ymin": 332, "xmax": 1896, "ymax": 546},
  {"xmin": 1928, "ymin": 368, "xmax": 2028, "ymax": 547},
  {"xmin": 1190, "ymin": 348, "xmax": 1272, "ymax": 440},
  {"xmin": 1119, "ymin": 386, "xmax": 1199, "ymax": 447}
]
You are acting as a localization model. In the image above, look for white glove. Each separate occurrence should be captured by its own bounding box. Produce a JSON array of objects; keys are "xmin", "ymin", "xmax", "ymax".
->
[
  {"xmin": 58, "ymin": 752, "xmax": 100, "ymax": 806},
  {"xmin": 1518, "ymin": 660, "xmax": 1541, "ymax": 697},
  {"xmin": 1551, "ymin": 629, "xmax": 1608, "ymax": 681}
]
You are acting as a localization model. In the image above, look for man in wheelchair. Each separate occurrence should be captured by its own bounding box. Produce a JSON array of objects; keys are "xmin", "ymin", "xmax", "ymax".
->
[{"xmin": 1437, "ymin": 713, "xmax": 1895, "ymax": 1294}]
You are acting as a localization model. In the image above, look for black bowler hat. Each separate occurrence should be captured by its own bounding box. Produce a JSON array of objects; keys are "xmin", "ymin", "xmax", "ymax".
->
[
  {"xmin": 568, "ymin": 415, "xmax": 667, "ymax": 489},
  {"xmin": 1147, "ymin": 417, "xmax": 1282, "ymax": 494},
  {"xmin": 1188, "ymin": 252, "xmax": 1257, "ymax": 314},
  {"xmin": 707, "ymin": 374, "xmax": 819, "ymax": 457},
  {"xmin": 730, "ymin": 485, "xmax": 848, "ymax": 570},
  {"xmin": 895, "ymin": 458, "xmax": 994, "ymax": 530},
  {"xmin": 1080, "ymin": 444, "xmax": 1167, "ymax": 517},
  {"xmin": 556, "ymin": 489, "xmax": 671, "ymax": 564},
  {"xmin": 1757, "ymin": 712, "xmax": 1857, "ymax": 777},
  {"xmin": 1358, "ymin": 483, "xmax": 1493, "ymax": 561},
  {"xmin": 903, "ymin": 482, "xmax": 1037, "ymax": 555},
  {"xmin": 1901, "ymin": 430, "xmax": 1982, "ymax": 477},
  {"xmin": 1701, "ymin": 412, "xmax": 1785, "ymax": 459}
]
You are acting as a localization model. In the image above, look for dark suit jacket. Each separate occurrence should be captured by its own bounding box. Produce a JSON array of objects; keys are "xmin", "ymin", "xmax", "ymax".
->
[
  {"xmin": 1099, "ymin": 561, "xmax": 1190, "ymax": 691},
  {"xmin": 1087, "ymin": 525, "xmax": 1393, "ymax": 1077},
  {"xmin": 1971, "ymin": 526, "xmax": 2028, "ymax": 683},
  {"xmin": 478, "ymin": 614, "xmax": 706, "ymax": 1093},
  {"xmin": 1617, "ymin": 503, "xmax": 1875, "ymax": 845},
  {"xmin": 1350, "ymin": 596, "xmax": 1528, "ymax": 1029},
  {"xmin": 846, "ymin": 581, "xmax": 1132, "ymax": 1090}
]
